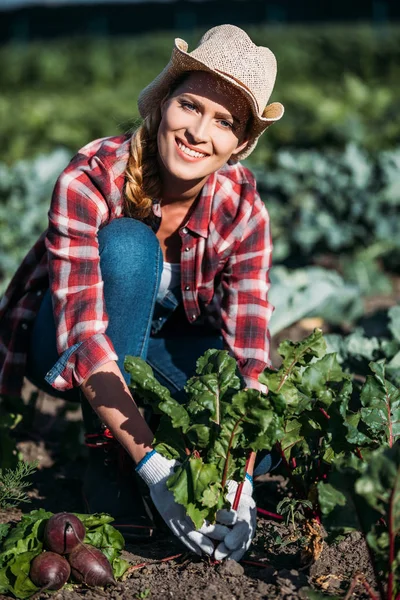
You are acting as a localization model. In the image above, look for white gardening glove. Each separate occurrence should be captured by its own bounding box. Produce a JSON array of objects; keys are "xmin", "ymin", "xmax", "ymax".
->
[
  {"xmin": 214, "ymin": 475, "xmax": 256, "ymax": 562},
  {"xmin": 136, "ymin": 450, "xmax": 229, "ymax": 556}
]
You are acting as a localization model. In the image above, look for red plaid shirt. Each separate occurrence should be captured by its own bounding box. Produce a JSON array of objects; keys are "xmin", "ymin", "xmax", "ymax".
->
[{"xmin": 0, "ymin": 134, "xmax": 273, "ymax": 397}]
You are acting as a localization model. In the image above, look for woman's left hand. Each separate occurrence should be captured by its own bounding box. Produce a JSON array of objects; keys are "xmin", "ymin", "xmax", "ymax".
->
[{"xmin": 213, "ymin": 476, "xmax": 256, "ymax": 561}]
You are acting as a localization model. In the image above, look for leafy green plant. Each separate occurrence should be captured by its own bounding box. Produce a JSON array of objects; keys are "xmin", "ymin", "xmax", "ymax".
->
[
  {"xmin": 0, "ymin": 148, "xmax": 71, "ymax": 293},
  {"xmin": 124, "ymin": 349, "xmax": 283, "ymax": 529},
  {"xmin": 268, "ymin": 265, "xmax": 363, "ymax": 335},
  {"xmin": 0, "ymin": 510, "xmax": 129, "ymax": 599},
  {"xmin": 276, "ymin": 497, "xmax": 313, "ymax": 530},
  {"xmin": 259, "ymin": 329, "xmax": 399, "ymax": 518},
  {"xmin": 0, "ymin": 460, "xmax": 38, "ymax": 510},
  {"xmin": 318, "ymin": 443, "xmax": 400, "ymax": 600},
  {"xmin": 2, "ymin": 25, "xmax": 400, "ymax": 163},
  {"xmin": 326, "ymin": 305, "xmax": 400, "ymax": 386},
  {"xmin": 256, "ymin": 144, "xmax": 400, "ymax": 268}
]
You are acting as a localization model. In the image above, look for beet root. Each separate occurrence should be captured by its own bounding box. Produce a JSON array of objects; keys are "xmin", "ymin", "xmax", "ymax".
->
[
  {"xmin": 44, "ymin": 512, "xmax": 86, "ymax": 555},
  {"xmin": 29, "ymin": 551, "xmax": 71, "ymax": 591},
  {"xmin": 68, "ymin": 543, "xmax": 116, "ymax": 587}
]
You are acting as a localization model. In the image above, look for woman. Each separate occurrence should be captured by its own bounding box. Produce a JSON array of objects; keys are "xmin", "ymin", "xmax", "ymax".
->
[{"xmin": 0, "ymin": 24, "xmax": 283, "ymax": 560}]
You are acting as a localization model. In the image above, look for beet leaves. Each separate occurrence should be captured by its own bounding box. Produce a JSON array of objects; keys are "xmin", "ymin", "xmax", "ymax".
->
[
  {"xmin": 125, "ymin": 349, "xmax": 284, "ymax": 529},
  {"xmin": 0, "ymin": 511, "xmax": 129, "ymax": 599}
]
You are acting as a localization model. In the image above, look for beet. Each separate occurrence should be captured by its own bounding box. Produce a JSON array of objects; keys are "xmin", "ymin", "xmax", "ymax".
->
[
  {"xmin": 68, "ymin": 543, "xmax": 116, "ymax": 587},
  {"xmin": 44, "ymin": 512, "xmax": 86, "ymax": 555},
  {"xmin": 29, "ymin": 551, "xmax": 71, "ymax": 591}
]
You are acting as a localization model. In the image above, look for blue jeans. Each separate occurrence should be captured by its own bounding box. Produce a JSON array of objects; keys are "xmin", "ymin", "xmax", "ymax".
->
[{"xmin": 26, "ymin": 218, "xmax": 222, "ymax": 403}]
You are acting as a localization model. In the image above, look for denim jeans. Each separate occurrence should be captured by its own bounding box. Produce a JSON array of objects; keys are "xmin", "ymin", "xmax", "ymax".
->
[{"xmin": 26, "ymin": 218, "xmax": 222, "ymax": 403}]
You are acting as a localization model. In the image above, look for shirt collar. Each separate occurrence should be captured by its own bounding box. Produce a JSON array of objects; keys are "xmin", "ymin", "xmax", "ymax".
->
[{"xmin": 185, "ymin": 171, "xmax": 217, "ymax": 238}]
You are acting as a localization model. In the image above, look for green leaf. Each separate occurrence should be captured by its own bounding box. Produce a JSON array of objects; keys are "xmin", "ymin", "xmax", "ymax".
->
[
  {"xmin": 0, "ymin": 524, "xmax": 10, "ymax": 545},
  {"xmin": 185, "ymin": 350, "xmax": 241, "ymax": 425},
  {"xmin": 153, "ymin": 416, "xmax": 188, "ymax": 460},
  {"xmin": 260, "ymin": 329, "xmax": 326, "ymax": 396},
  {"xmin": 8, "ymin": 551, "xmax": 40, "ymax": 599},
  {"xmin": 85, "ymin": 523, "xmax": 124, "ymax": 565},
  {"xmin": 388, "ymin": 306, "xmax": 400, "ymax": 343},
  {"xmin": 301, "ymin": 354, "xmax": 348, "ymax": 403},
  {"xmin": 318, "ymin": 454, "xmax": 372, "ymax": 533},
  {"xmin": 0, "ymin": 509, "xmax": 51, "ymax": 562},
  {"xmin": 75, "ymin": 512, "xmax": 114, "ymax": 528},
  {"xmin": 360, "ymin": 361, "xmax": 400, "ymax": 445},
  {"xmin": 194, "ymin": 349, "xmax": 241, "ymax": 393},
  {"xmin": 167, "ymin": 457, "xmax": 226, "ymax": 528},
  {"xmin": 125, "ymin": 356, "xmax": 190, "ymax": 431},
  {"xmin": 279, "ymin": 328, "xmax": 327, "ymax": 369},
  {"xmin": 355, "ymin": 443, "xmax": 400, "ymax": 588}
]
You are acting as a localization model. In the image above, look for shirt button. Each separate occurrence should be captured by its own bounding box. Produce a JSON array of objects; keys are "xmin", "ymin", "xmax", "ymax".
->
[
  {"xmin": 21, "ymin": 323, "xmax": 28, "ymax": 330},
  {"xmin": 184, "ymin": 285, "xmax": 190, "ymax": 291},
  {"xmin": 185, "ymin": 247, "xmax": 190, "ymax": 252},
  {"xmin": 181, "ymin": 227, "xmax": 189, "ymax": 234},
  {"xmin": 36, "ymin": 290, "xmax": 42, "ymax": 296}
]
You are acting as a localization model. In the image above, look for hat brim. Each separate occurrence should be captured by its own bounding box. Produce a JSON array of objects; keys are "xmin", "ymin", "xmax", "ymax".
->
[{"xmin": 138, "ymin": 38, "xmax": 284, "ymax": 162}]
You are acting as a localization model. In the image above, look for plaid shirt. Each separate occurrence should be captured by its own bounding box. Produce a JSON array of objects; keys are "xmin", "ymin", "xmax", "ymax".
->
[{"xmin": 0, "ymin": 134, "xmax": 273, "ymax": 397}]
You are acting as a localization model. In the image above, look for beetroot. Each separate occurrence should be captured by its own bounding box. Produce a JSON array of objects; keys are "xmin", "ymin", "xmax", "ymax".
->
[
  {"xmin": 29, "ymin": 551, "xmax": 71, "ymax": 591},
  {"xmin": 68, "ymin": 543, "xmax": 116, "ymax": 587},
  {"xmin": 44, "ymin": 512, "xmax": 86, "ymax": 555}
]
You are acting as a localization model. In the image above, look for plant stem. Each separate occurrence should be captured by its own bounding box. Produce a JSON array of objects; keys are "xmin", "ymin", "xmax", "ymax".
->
[
  {"xmin": 318, "ymin": 407, "xmax": 330, "ymax": 420},
  {"xmin": 232, "ymin": 452, "xmax": 253, "ymax": 511},
  {"xmin": 355, "ymin": 447, "xmax": 364, "ymax": 461},
  {"xmin": 221, "ymin": 417, "xmax": 244, "ymax": 488},
  {"xmin": 276, "ymin": 442, "xmax": 305, "ymax": 498},
  {"xmin": 387, "ymin": 486, "xmax": 396, "ymax": 600},
  {"xmin": 344, "ymin": 574, "xmax": 379, "ymax": 600},
  {"xmin": 256, "ymin": 507, "xmax": 284, "ymax": 521}
]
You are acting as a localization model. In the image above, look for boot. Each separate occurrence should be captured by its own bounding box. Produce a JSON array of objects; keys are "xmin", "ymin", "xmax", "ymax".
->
[{"xmin": 81, "ymin": 395, "xmax": 155, "ymax": 541}]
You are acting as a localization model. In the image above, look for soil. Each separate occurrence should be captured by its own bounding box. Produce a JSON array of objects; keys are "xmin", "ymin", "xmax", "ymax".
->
[{"xmin": 2, "ymin": 301, "xmax": 397, "ymax": 600}]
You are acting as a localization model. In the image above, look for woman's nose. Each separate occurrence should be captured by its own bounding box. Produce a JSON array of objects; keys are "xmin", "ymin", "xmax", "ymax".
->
[{"xmin": 186, "ymin": 116, "xmax": 210, "ymax": 143}]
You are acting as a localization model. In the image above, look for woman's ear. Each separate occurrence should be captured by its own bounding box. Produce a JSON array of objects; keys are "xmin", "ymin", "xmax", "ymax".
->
[{"xmin": 231, "ymin": 138, "xmax": 249, "ymax": 157}]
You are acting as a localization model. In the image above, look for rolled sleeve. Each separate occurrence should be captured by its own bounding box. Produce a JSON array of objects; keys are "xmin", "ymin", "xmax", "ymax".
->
[{"xmin": 44, "ymin": 333, "xmax": 118, "ymax": 390}]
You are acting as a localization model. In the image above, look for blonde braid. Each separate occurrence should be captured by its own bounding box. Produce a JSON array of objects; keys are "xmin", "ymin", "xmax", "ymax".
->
[{"xmin": 124, "ymin": 108, "xmax": 162, "ymax": 219}]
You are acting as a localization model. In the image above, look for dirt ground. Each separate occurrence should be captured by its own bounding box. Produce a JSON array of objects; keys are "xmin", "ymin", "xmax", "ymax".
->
[{"xmin": 1, "ymin": 311, "xmax": 390, "ymax": 600}]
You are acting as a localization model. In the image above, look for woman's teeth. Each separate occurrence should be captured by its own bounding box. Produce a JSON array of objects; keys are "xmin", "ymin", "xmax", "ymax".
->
[{"xmin": 177, "ymin": 140, "xmax": 207, "ymax": 158}]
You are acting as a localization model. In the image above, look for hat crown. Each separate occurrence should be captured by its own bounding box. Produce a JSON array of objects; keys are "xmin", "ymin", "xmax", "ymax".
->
[{"xmin": 188, "ymin": 24, "xmax": 277, "ymax": 113}]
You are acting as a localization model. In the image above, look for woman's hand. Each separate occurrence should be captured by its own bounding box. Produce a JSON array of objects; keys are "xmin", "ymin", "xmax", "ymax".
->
[
  {"xmin": 213, "ymin": 476, "xmax": 256, "ymax": 561},
  {"xmin": 136, "ymin": 450, "xmax": 229, "ymax": 556}
]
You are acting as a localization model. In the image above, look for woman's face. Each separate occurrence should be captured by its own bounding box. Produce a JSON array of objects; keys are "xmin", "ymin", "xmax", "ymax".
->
[{"xmin": 157, "ymin": 71, "xmax": 250, "ymax": 186}]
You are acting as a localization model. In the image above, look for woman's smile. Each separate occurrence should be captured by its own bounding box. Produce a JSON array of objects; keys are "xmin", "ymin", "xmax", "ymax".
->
[{"xmin": 175, "ymin": 137, "xmax": 210, "ymax": 161}]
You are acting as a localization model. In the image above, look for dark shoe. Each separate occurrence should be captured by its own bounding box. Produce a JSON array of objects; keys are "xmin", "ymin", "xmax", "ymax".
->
[{"xmin": 81, "ymin": 398, "xmax": 155, "ymax": 541}]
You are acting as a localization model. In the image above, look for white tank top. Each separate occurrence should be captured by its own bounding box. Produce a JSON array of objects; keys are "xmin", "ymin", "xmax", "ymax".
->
[{"xmin": 156, "ymin": 262, "xmax": 181, "ymax": 302}]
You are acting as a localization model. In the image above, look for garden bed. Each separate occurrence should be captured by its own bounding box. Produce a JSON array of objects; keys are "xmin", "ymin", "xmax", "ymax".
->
[{"xmin": 2, "ymin": 312, "xmax": 391, "ymax": 600}]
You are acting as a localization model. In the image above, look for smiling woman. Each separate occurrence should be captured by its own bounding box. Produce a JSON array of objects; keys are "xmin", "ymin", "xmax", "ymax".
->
[{"xmin": 0, "ymin": 24, "xmax": 283, "ymax": 560}]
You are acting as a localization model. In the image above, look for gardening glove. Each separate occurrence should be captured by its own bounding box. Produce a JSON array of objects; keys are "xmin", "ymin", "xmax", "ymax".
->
[
  {"xmin": 213, "ymin": 475, "xmax": 256, "ymax": 562},
  {"xmin": 136, "ymin": 450, "xmax": 228, "ymax": 556}
]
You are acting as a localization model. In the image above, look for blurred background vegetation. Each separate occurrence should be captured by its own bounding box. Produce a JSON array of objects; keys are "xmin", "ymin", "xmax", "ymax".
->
[{"xmin": 0, "ymin": 0, "xmax": 399, "ymax": 373}]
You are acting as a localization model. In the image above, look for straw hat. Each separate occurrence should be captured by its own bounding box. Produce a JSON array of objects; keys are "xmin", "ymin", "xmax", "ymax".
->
[{"xmin": 138, "ymin": 24, "xmax": 284, "ymax": 161}]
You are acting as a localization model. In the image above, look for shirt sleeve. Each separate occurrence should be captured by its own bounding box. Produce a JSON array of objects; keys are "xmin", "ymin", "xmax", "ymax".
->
[
  {"xmin": 219, "ymin": 191, "xmax": 273, "ymax": 392},
  {"xmin": 44, "ymin": 153, "xmax": 118, "ymax": 391}
]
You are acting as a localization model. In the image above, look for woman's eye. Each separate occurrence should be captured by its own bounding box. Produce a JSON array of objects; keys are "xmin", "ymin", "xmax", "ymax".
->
[
  {"xmin": 180, "ymin": 101, "xmax": 197, "ymax": 111},
  {"xmin": 219, "ymin": 119, "xmax": 234, "ymax": 130}
]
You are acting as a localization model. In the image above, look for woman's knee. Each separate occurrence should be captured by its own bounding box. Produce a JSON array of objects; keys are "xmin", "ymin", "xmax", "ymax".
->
[{"xmin": 98, "ymin": 218, "xmax": 162, "ymax": 282}]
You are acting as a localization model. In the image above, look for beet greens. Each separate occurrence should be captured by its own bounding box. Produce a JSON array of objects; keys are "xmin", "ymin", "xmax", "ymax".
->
[{"xmin": 125, "ymin": 349, "xmax": 283, "ymax": 528}]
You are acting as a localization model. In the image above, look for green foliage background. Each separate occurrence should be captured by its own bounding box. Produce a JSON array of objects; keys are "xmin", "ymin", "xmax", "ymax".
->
[
  {"xmin": 0, "ymin": 23, "xmax": 399, "ymax": 320},
  {"xmin": 1, "ymin": 24, "xmax": 400, "ymax": 164}
]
